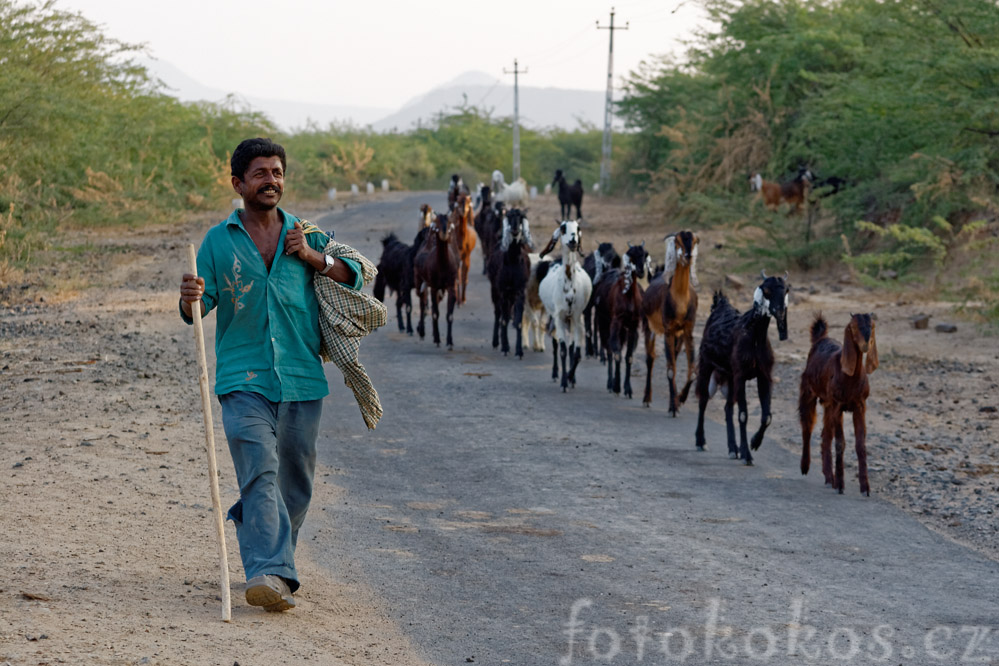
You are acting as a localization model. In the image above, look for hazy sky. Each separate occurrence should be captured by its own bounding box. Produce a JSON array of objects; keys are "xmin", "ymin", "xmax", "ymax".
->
[{"xmin": 55, "ymin": 0, "xmax": 708, "ymax": 110}]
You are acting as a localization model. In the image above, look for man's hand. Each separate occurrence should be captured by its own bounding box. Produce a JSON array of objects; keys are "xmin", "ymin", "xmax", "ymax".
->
[
  {"xmin": 284, "ymin": 221, "xmax": 314, "ymax": 260},
  {"xmin": 181, "ymin": 274, "xmax": 205, "ymax": 303},
  {"xmin": 180, "ymin": 273, "xmax": 205, "ymax": 318}
]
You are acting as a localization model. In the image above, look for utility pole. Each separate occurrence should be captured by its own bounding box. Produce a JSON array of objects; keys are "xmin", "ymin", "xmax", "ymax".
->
[
  {"xmin": 504, "ymin": 59, "xmax": 527, "ymax": 182},
  {"xmin": 597, "ymin": 8, "xmax": 628, "ymax": 195}
]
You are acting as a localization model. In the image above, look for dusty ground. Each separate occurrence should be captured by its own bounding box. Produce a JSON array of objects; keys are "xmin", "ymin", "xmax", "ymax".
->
[{"xmin": 0, "ymin": 192, "xmax": 996, "ymax": 665}]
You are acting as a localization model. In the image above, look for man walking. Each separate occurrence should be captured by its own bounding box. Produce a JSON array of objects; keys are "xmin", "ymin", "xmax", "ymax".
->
[{"xmin": 179, "ymin": 137, "xmax": 361, "ymax": 612}]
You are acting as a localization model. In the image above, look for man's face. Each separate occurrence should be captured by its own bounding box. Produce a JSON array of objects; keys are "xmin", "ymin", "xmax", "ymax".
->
[{"xmin": 233, "ymin": 155, "xmax": 284, "ymax": 211}]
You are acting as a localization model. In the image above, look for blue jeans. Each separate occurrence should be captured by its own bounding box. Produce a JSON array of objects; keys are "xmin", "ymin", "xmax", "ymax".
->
[{"xmin": 219, "ymin": 391, "xmax": 322, "ymax": 592}]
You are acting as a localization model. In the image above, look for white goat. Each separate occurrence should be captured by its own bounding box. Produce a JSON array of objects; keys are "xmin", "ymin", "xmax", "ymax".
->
[
  {"xmin": 491, "ymin": 169, "xmax": 506, "ymax": 196},
  {"xmin": 538, "ymin": 220, "xmax": 592, "ymax": 391},
  {"xmin": 497, "ymin": 177, "xmax": 529, "ymax": 208}
]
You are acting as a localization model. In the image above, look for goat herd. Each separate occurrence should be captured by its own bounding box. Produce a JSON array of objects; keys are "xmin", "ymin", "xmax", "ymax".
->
[{"xmin": 372, "ymin": 171, "xmax": 879, "ymax": 496}]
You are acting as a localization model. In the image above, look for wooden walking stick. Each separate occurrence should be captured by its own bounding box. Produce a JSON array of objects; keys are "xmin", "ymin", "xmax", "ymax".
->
[{"xmin": 187, "ymin": 244, "xmax": 232, "ymax": 622}]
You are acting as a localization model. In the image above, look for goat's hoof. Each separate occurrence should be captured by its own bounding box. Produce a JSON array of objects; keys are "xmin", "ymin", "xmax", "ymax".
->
[
  {"xmin": 743, "ymin": 459, "xmax": 754, "ymax": 467},
  {"xmin": 862, "ymin": 490, "xmax": 871, "ymax": 497},
  {"xmin": 643, "ymin": 402, "xmax": 651, "ymax": 408},
  {"xmin": 728, "ymin": 452, "xmax": 738, "ymax": 459},
  {"xmin": 695, "ymin": 445, "xmax": 706, "ymax": 451}
]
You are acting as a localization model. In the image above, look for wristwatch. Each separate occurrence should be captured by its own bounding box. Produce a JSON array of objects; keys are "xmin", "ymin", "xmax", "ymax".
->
[{"xmin": 320, "ymin": 254, "xmax": 335, "ymax": 276}]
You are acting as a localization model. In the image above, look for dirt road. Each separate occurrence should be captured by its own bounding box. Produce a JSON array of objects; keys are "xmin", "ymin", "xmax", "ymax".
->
[{"xmin": 1, "ymin": 192, "xmax": 996, "ymax": 665}]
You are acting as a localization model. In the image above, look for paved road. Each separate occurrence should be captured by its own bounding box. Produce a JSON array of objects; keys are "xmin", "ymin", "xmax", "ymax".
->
[{"xmin": 307, "ymin": 193, "xmax": 999, "ymax": 666}]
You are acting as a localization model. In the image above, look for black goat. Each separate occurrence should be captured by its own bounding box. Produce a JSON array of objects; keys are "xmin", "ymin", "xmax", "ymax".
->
[
  {"xmin": 486, "ymin": 208, "xmax": 534, "ymax": 357},
  {"xmin": 582, "ymin": 242, "xmax": 621, "ymax": 358},
  {"xmin": 553, "ymin": 169, "xmax": 583, "ymax": 220},
  {"xmin": 474, "ymin": 186, "xmax": 503, "ymax": 274},
  {"xmin": 373, "ymin": 232, "xmax": 420, "ymax": 335},
  {"xmin": 694, "ymin": 272, "xmax": 790, "ymax": 465}
]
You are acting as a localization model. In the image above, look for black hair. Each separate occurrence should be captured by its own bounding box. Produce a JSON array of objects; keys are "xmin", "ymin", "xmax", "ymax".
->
[{"xmin": 230, "ymin": 138, "xmax": 287, "ymax": 180}]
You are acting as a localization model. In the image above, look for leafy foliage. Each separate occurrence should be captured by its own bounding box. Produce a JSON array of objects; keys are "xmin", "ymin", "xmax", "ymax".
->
[{"xmin": 617, "ymin": 0, "xmax": 999, "ymax": 279}]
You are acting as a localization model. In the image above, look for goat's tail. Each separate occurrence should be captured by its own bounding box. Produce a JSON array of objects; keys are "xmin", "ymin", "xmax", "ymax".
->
[{"xmin": 810, "ymin": 313, "xmax": 828, "ymax": 345}]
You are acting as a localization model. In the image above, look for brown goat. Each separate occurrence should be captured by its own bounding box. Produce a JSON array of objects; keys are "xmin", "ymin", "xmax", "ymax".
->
[
  {"xmin": 642, "ymin": 231, "xmax": 699, "ymax": 415},
  {"xmin": 799, "ymin": 313, "xmax": 879, "ymax": 495},
  {"xmin": 450, "ymin": 192, "xmax": 477, "ymax": 306},
  {"xmin": 413, "ymin": 213, "xmax": 460, "ymax": 349},
  {"xmin": 749, "ymin": 167, "xmax": 813, "ymax": 214}
]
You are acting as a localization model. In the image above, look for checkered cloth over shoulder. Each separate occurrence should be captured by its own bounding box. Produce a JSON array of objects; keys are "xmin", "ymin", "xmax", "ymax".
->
[{"xmin": 310, "ymin": 231, "xmax": 387, "ymax": 429}]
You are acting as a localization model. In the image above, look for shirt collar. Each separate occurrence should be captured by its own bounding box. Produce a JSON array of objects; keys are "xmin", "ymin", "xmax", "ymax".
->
[{"xmin": 226, "ymin": 207, "xmax": 297, "ymax": 230}]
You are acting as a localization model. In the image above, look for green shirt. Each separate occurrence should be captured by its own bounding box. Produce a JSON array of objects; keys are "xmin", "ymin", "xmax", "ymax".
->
[{"xmin": 181, "ymin": 207, "xmax": 362, "ymax": 401}]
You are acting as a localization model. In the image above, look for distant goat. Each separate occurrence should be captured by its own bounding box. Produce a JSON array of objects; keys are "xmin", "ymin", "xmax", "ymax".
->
[
  {"xmin": 486, "ymin": 208, "xmax": 534, "ymax": 357},
  {"xmin": 497, "ymin": 177, "xmax": 529, "ymax": 208},
  {"xmin": 799, "ymin": 313, "xmax": 879, "ymax": 495},
  {"xmin": 419, "ymin": 204, "xmax": 434, "ymax": 229},
  {"xmin": 749, "ymin": 167, "xmax": 813, "ymax": 213},
  {"xmin": 373, "ymin": 231, "xmax": 417, "ymax": 335},
  {"xmin": 694, "ymin": 272, "xmax": 790, "ymax": 465},
  {"xmin": 447, "ymin": 174, "xmax": 468, "ymax": 210},
  {"xmin": 492, "ymin": 169, "xmax": 506, "ymax": 197},
  {"xmin": 413, "ymin": 213, "xmax": 460, "ymax": 349},
  {"xmin": 553, "ymin": 169, "xmax": 583, "ymax": 220},
  {"xmin": 539, "ymin": 220, "xmax": 592, "ymax": 392},
  {"xmin": 641, "ymin": 231, "xmax": 699, "ymax": 415}
]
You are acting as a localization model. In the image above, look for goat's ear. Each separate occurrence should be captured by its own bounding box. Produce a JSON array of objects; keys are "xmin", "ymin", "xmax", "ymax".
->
[
  {"xmin": 866, "ymin": 322, "xmax": 879, "ymax": 374},
  {"xmin": 841, "ymin": 326, "xmax": 858, "ymax": 376}
]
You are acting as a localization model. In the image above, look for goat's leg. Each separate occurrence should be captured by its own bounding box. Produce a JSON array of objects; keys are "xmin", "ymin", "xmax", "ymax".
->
[
  {"xmin": 725, "ymin": 387, "xmax": 739, "ymax": 459},
  {"xmin": 694, "ymin": 367, "xmax": 711, "ymax": 449},
  {"xmin": 404, "ymin": 289, "xmax": 413, "ymax": 336},
  {"xmin": 500, "ymin": 303, "xmax": 511, "ymax": 356},
  {"xmin": 551, "ymin": 334, "xmax": 560, "ymax": 381},
  {"xmin": 416, "ymin": 285, "xmax": 427, "ymax": 340},
  {"xmin": 559, "ymin": 340, "xmax": 569, "ymax": 392},
  {"xmin": 610, "ymin": 321, "xmax": 622, "ymax": 394},
  {"xmin": 677, "ymin": 331, "xmax": 695, "ymax": 405},
  {"xmin": 643, "ymin": 328, "xmax": 656, "ymax": 406},
  {"xmin": 854, "ymin": 406, "xmax": 870, "ymax": 496},
  {"xmin": 665, "ymin": 334, "xmax": 680, "ymax": 417},
  {"xmin": 465, "ymin": 259, "xmax": 472, "ymax": 306},
  {"xmin": 623, "ymin": 327, "xmax": 638, "ymax": 399},
  {"xmin": 750, "ymin": 374, "xmax": 772, "ymax": 452},
  {"xmin": 395, "ymin": 294, "xmax": 405, "ymax": 333},
  {"xmin": 430, "ymin": 289, "xmax": 441, "ymax": 347},
  {"xmin": 736, "ymin": 379, "xmax": 752, "ymax": 465},
  {"xmin": 568, "ymin": 316, "xmax": 585, "ymax": 388},
  {"xmin": 820, "ymin": 408, "xmax": 836, "ymax": 487},
  {"xmin": 605, "ymin": 338, "xmax": 614, "ymax": 392},
  {"xmin": 584, "ymin": 304, "xmax": 595, "ymax": 357},
  {"xmin": 513, "ymin": 296, "xmax": 525, "ymax": 359},
  {"xmin": 445, "ymin": 286, "xmax": 456, "ymax": 349},
  {"xmin": 833, "ymin": 414, "xmax": 846, "ymax": 494},
  {"xmin": 799, "ymin": 390, "xmax": 818, "ymax": 476},
  {"xmin": 569, "ymin": 343, "xmax": 582, "ymax": 388},
  {"xmin": 491, "ymin": 289, "xmax": 501, "ymax": 350}
]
